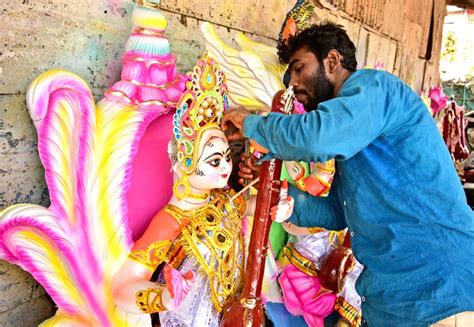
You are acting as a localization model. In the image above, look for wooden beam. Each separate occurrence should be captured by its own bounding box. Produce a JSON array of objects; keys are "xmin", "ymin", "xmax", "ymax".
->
[{"xmin": 446, "ymin": 0, "xmax": 474, "ymax": 9}]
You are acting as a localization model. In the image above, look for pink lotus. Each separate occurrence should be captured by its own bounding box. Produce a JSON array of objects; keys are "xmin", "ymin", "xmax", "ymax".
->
[
  {"xmin": 279, "ymin": 264, "xmax": 337, "ymax": 326},
  {"xmin": 428, "ymin": 86, "xmax": 449, "ymax": 115}
]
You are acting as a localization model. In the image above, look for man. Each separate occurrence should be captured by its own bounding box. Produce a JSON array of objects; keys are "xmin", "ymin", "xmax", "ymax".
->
[{"xmin": 222, "ymin": 22, "xmax": 474, "ymax": 326}]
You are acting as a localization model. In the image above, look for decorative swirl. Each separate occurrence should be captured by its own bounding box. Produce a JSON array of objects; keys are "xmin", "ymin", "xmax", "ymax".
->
[
  {"xmin": 0, "ymin": 2, "xmax": 184, "ymax": 326},
  {"xmin": 172, "ymin": 53, "xmax": 229, "ymax": 174}
]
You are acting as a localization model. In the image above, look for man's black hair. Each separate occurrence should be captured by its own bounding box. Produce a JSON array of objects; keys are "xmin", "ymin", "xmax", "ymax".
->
[{"xmin": 278, "ymin": 21, "xmax": 357, "ymax": 72}]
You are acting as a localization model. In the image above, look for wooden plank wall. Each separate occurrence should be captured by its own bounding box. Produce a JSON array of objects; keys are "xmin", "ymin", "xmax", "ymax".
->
[
  {"xmin": 312, "ymin": 0, "xmax": 446, "ymax": 91},
  {"xmin": 159, "ymin": 0, "xmax": 446, "ymax": 92},
  {"xmin": 0, "ymin": 0, "xmax": 447, "ymax": 324}
]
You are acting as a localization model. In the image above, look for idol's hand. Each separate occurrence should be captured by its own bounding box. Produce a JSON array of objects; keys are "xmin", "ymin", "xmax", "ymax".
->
[
  {"xmin": 270, "ymin": 180, "xmax": 294, "ymax": 223},
  {"xmin": 221, "ymin": 107, "xmax": 251, "ymax": 141},
  {"xmin": 163, "ymin": 264, "xmax": 196, "ymax": 310}
]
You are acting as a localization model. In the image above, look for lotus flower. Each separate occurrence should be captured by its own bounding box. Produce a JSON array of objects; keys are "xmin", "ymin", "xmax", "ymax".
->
[{"xmin": 279, "ymin": 264, "xmax": 337, "ymax": 326}]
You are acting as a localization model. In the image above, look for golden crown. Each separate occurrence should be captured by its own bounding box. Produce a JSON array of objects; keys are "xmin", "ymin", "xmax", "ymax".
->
[{"xmin": 173, "ymin": 53, "xmax": 229, "ymax": 174}]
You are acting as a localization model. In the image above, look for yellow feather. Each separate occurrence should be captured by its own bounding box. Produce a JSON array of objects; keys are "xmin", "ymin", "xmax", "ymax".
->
[
  {"xmin": 16, "ymin": 230, "xmax": 87, "ymax": 312},
  {"xmin": 201, "ymin": 22, "xmax": 287, "ymax": 112}
]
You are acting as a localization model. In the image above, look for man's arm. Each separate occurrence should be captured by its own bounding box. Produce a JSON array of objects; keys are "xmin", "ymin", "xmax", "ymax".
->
[
  {"xmin": 288, "ymin": 183, "xmax": 346, "ymax": 230},
  {"xmin": 242, "ymin": 77, "xmax": 393, "ymax": 163}
]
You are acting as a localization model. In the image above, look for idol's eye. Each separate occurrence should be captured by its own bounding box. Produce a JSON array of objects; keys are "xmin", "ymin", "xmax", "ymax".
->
[
  {"xmin": 208, "ymin": 158, "xmax": 221, "ymax": 167},
  {"xmin": 225, "ymin": 154, "xmax": 231, "ymax": 162}
]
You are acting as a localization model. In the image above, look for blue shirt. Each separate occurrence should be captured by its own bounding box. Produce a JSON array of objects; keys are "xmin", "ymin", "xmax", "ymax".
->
[{"xmin": 243, "ymin": 69, "xmax": 474, "ymax": 326}]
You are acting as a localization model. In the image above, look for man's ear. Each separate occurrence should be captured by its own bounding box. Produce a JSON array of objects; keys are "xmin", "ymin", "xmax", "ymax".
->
[{"xmin": 326, "ymin": 49, "xmax": 342, "ymax": 73}]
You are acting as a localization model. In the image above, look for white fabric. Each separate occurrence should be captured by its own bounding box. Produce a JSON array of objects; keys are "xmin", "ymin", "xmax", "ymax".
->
[{"xmin": 160, "ymin": 260, "xmax": 219, "ymax": 326}]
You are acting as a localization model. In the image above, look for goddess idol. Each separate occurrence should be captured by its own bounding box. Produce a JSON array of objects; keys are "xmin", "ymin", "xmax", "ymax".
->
[{"xmin": 112, "ymin": 53, "xmax": 247, "ymax": 326}]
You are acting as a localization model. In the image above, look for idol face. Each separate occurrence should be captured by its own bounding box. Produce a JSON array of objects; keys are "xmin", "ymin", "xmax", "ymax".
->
[
  {"xmin": 187, "ymin": 129, "xmax": 232, "ymax": 192},
  {"xmin": 288, "ymin": 47, "xmax": 334, "ymax": 111}
]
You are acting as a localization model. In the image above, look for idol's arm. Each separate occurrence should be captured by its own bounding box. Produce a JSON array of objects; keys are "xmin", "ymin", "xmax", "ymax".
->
[
  {"xmin": 112, "ymin": 209, "xmax": 191, "ymax": 314},
  {"xmin": 113, "ymin": 259, "xmax": 169, "ymax": 314}
]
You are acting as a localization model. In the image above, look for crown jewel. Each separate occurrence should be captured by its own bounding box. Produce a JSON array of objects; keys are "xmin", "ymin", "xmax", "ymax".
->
[
  {"xmin": 279, "ymin": 0, "xmax": 315, "ymax": 45},
  {"xmin": 173, "ymin": 53, "xmax": 229, "ymax": 174}
]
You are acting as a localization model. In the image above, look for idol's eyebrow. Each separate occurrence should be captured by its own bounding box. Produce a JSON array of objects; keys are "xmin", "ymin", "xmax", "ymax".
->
[{"xmin": 204, "ymin": 152, "xmax": 224, "ymax": 161}]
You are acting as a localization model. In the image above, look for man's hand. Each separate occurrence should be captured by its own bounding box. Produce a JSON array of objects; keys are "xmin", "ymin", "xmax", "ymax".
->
[
  {"xmin": 238, "ymin": 152, "xmax": 262, "ymax": 185},
  {"xmin": 221, "ymin": 107, "xmax": 251, "ymax": 141}
]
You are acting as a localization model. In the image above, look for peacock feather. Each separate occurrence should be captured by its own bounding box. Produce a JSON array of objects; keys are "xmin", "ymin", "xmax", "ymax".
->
[
  {"xmin": 201, "ymin": 22, "xmax": 287, "ymax": 113},
  {"xmin": 0, "ymin": 2, "xmax": 185, "ymax": 326}
]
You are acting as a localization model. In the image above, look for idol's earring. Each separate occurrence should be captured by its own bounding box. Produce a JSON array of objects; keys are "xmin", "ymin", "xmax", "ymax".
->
[
  {"xmin": 173, "ymin": 175, "xmax": 191, "ymax": 201},
  {"xmin": 173, "ymin": 174, "xmax": 210, "ymax": 201}
]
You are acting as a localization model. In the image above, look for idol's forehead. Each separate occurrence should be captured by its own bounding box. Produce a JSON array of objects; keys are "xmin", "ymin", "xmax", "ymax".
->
[{"xmin": 195, "ymin": 129, "xmax": 228, "ymax": 159}]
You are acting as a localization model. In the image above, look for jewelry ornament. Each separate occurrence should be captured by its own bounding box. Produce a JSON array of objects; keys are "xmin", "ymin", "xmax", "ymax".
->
[
  {"xmin": 172, "ymin": 53, "xmax": 229, "ymax": 176},
  {"xmin": 135, "ymin": 287, "xmax": 166, "ymax": 313}
]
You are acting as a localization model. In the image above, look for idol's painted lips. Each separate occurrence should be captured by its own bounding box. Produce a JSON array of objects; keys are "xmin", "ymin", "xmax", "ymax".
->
[{"xmin": 221, "ymin": 174, "xmax": 228, "ymax": 178}]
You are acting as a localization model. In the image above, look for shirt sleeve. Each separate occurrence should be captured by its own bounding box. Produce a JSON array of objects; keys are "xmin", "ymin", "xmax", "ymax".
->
[
  {"xmin": 243, "ymin": 77, "xmax": 392, "ymax": 163},
  {"xmin": 288, "ymin": 183, "xmax": 346, "ymax": 230}
]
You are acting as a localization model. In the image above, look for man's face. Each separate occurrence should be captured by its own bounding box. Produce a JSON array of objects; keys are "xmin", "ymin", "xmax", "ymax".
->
[{"xmin": 288, "ymin": 47, "xmax": 334, "ymax": 111}]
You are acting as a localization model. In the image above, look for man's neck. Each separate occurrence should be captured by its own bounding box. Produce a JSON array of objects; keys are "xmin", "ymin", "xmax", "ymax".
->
[{"xmin": 333, "ymin": 70, "xmax": 354, "ymax": 97}]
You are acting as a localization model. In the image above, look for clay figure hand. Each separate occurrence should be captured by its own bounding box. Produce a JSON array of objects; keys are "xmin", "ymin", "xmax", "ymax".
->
[
  {"xmin": 270, "ymin": 180, "xmax": 294, "ymax": 223},
  {"xmin": 162, "ymin": 265, "xmax": 196, "ymax": 310}
]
